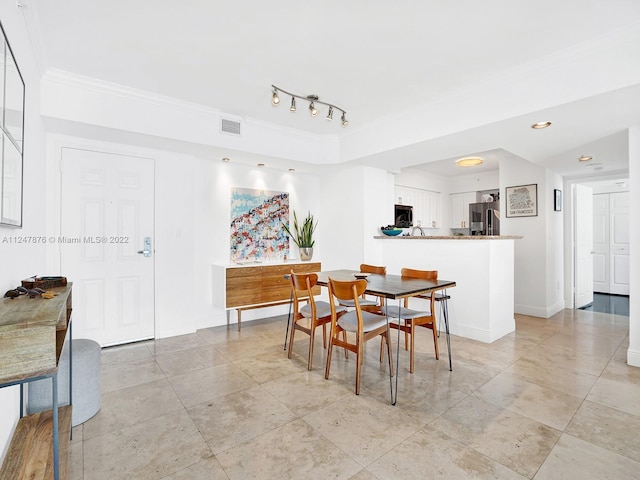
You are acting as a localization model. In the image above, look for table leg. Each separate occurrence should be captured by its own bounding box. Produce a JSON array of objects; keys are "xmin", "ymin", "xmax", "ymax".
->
[
  {"xmin": 441, "ymin": 290, "xmax": 452, "ymax": 371},
  {"xmin": 385, "ymin": 317, "xmax": 394, "ymax": 405},
  {"xmin": 392, "ymin": 299, "xmax": 402, "ymax": 406},
  {"xmin": 52, "ymin": 373, "xmax": 60, "ymax": 480}
]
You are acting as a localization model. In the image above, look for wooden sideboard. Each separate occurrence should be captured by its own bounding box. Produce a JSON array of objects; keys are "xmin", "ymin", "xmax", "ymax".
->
[
  {"xmin": 213, "ymin": 262, "xmax": 321, "ymax": 330},
  {"xmin": 0, "ymin": 284, "xmax": 73, "ymax": 480}
]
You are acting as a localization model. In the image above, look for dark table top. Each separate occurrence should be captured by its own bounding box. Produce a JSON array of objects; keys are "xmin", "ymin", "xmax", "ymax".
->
[{"xmin": 315, "ymin": 269, "xmax": 456, "ymax": 300}]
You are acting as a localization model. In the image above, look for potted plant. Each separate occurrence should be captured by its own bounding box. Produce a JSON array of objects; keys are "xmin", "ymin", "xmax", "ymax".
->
[{"xmin": 283, "ymin": 210, "xmax": 317, "ymax": 261}]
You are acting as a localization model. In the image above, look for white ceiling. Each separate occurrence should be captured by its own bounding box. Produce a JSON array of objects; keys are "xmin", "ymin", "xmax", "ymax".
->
[{"xmin": 25, "ymin": 0, "xmax": 640, "ymax": 179}]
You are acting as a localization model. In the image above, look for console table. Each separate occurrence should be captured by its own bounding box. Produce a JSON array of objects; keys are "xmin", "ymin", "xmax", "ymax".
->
[
  {"xmin": 0, "ymin": 284, "xmax": 73, "ymax": 480},
  {"xmin": 213, "ymin": 262, "xmax": 321, "ymax": 330}
]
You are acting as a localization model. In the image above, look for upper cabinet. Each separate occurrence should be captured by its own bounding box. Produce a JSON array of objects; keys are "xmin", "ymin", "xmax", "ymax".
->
[
  {"xmin": 395, "ymin": 185, "xmax": 441, "ymax": 229},
  {"xmin": 450, "ymin": 192, "xmax": 477, "ymax": 228}
]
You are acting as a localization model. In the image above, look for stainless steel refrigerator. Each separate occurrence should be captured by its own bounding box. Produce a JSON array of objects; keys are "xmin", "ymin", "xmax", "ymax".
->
[{"xmin": 469, "ymin": 201, "xmax": 500, "ymax": 235}]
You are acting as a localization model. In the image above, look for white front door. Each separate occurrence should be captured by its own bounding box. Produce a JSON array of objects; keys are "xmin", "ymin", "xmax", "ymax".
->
[
  {"xmin": 60, "ymin": 147, "xmax": 155, "ymax": 346},
  {"xmin": 574, "ymin": 184, "xmax": 594, "ymax": 309},
  {"xmin": 610, "ymin": 192, "xmax": 630, "ymax": 295}
]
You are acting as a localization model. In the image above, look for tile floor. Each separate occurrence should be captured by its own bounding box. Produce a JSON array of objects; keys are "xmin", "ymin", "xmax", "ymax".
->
[{"xmin": 68, "ymin": 308, "xmax": 640, "ymax": 479}]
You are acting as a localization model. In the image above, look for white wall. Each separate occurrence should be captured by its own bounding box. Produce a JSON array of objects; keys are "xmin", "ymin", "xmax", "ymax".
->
[
  {"xmin": 499, "ymin": 156, "xmax": 551, "ymax": 317},
  {"xmin": 546, "ymin": 170, "xmax": 565, "ymax": 314},
  {"xmin": 449, "ymin": 170, "xmax": 500, "ymax": 194},
  {"xmin": 318, "ymin": 165, "xmax": 394, "ymax": 272},
  {"xmin": 0, "ymin": 4, "xmax": 48, "ymax": 464},
  {"xmin": 628, "ymin": 125, "xmax": 640, "ymax": 367}
]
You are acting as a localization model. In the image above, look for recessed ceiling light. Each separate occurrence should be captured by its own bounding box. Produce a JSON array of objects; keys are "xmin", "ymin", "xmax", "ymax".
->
[
  {"xmin": 288, "ymin": 168, "xmax": 296, "ymax": 172},
  {"xmin": 578, "ymin": 155, "xmax": 593, "ymax": 162},
  {"xmin": 531, "ymin": 121, "xmax": 552, "ymax": 129},
  {"xmin": 222, "ymin": 157, "xmax": 230, "ymax": 162},
  {"xmin": 456, "ymin": 156, "xmax": 483, "ymax": 167},
  {"xmin": 257, "ymin": 163, "xmax": 265, "ymax": 167}
]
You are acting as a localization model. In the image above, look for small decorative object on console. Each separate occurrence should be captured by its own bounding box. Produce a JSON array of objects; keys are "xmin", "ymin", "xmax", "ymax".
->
[{"xmin": 21, "ymin": 276, "xmax": 68, "ymax": 290}]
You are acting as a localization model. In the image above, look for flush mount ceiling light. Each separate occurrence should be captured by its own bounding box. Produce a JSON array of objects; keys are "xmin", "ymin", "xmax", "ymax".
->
[
  {"xmin": 221, "ymin": 157, "xmax": 230, "ymax": 162},
  {"xmin": 271, "ymin": 85, "xmax": 348, "ymax": 127},
  {"xmin": 456, "ymin": 156, "xmax": 484, "ymax": 167},
  {"xmin": 531, "ymin": 121, "xmax": 552, "ymax": 129},
  {"xmin": 578, "ymin": 155, "xmax": 593, "ymax": 162}
]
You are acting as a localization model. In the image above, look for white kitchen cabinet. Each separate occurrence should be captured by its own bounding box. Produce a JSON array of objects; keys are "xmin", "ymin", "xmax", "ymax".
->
[
  {"xmin": 395, "ymin": 185, "xmax": 442, "ymax": 229},
  {"xmin": 450, "ymin": 192, "xmax": 477, "ymax": 228}
]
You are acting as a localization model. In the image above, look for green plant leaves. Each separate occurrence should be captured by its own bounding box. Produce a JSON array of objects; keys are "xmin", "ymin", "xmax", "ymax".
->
[{"xmin": 282, "ymin": 210, "xmax": 317, "ymax": 248}]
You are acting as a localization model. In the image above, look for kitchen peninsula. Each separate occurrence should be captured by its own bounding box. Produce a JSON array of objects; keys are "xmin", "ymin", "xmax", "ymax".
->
[{"xmin": 375, "ymin": 235, "xmax": 522, "ymax": 343}]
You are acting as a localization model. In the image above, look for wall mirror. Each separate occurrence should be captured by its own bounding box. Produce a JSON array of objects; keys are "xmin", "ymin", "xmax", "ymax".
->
[{"xmin": 0, "ymin": 20, "xmax": 25, "ymax": 227}]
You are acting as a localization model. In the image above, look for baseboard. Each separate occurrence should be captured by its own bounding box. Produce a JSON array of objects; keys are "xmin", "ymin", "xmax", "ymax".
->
[
  {"xmin": 450, "ymin": 320, "xmax": 515, "ymax": 344},
  {"xmin": 627, "ymin": 347, "xmax": 640, "ymax": 368},
  {"xmin": 515, "ymin": 300, "xmax": 564, "ymax": 319}
]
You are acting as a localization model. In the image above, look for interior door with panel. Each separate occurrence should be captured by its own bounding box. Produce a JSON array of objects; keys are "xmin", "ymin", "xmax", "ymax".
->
[
  {"xmin": 574, "ymin": 184, "xmax": 594, "ymax": 309},
  {"xmin": 609, "ymin": 191, "xmax": 630, "ymax": 295},
  {"xmin": 60, "ymin": 148, "xmax": 155, "ymax": 346},
  {"xmin": 592, "ymin": 194, "xmax": 609, "ymax": 293}
]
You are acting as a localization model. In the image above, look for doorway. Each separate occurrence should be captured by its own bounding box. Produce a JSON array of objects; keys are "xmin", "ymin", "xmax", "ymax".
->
[
  {"xmin": 60, "ymin": 147, "xmax": 156, "ymax": 346},
  {"xmin": 571, "ymin": 177, "xmax": 630, "ymax": 311}
]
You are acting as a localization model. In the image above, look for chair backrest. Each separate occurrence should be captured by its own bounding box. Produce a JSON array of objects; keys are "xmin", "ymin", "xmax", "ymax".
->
[
  {"xmin": 328, "ymin": 277, "xmax": 367, "ymax": 303},
  {"xmin": 400, "ymin": 268, "xmax": 438, "ymax": 310},
  {"xmin": 291, "ymin": 271, "xmax": 318, "ymax": 292},
  {"xmin": 400, "ymin": 267, "xmax": 437, "ymax": 280},
  {"xmin": 290, "ymin": 271, "xmax": 319, "ymax": 315},
  {"xmin": 328, "ymin": 277, "xmax": 368, "ymax": 331},
  {"xmin": 360, "ymin": 263, "xmax": 386, "ymax": 275}
]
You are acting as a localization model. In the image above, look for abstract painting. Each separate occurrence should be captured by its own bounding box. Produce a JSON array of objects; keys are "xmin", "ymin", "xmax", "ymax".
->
[{"xmin": 230, "ymin": 187, "xmax": 289, "ymax": 262}]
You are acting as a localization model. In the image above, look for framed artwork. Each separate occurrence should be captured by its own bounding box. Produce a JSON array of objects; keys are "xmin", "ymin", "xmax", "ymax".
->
[
  {"xmin": 505, "ymin": 184, "xmax": 537, "ymax": 217},
  {"xmin": 554, "ymin": 189, "xmax": 562, "ymax": 212},
  {"xmin": 230, "ymin": 187, "xmax": 289, "ymax": 262}
]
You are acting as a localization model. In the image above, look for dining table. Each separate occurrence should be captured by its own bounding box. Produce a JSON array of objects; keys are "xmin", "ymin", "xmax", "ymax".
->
[{"xmin": 313, "ymin": 269, "xmax": 456, "ymax": 405}]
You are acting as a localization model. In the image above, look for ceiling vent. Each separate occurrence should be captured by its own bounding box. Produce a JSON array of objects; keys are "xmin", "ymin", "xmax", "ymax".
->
[{"xmin": 220, "ymin": 118, "xmax": 241, "ymax": 136}]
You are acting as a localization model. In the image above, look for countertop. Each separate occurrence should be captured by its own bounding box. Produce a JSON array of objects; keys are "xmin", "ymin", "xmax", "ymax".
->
[{"xmin": 374, "ymin": 235, "xmax": 523, "ymax": 240}]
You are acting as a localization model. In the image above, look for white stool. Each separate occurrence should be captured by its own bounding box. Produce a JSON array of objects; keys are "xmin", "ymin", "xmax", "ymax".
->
[{"xmin": 28, "ymin": 338, "xmax": 101, "ymax": 427}]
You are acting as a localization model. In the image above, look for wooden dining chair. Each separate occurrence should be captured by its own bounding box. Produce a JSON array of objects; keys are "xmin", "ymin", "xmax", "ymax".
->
[
  {"xmin": 382, "ymin": 268, "xmax": 439, "ymax": 373},
  {"xmin": 288, "ymin": 272, "xmax": 346, "ymax": 370},
  {"xmin": 338, "ymin": 263, "xmax": 386, "ymax": 313},
  {"xmin": 325, "ymin": 277, "xmax": 393, "ymax": 395}
]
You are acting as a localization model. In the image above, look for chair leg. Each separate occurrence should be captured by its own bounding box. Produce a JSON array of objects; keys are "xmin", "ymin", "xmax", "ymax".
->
[
  {"xmin": 409, "ymin": 320, "xmax": 415, "ymax": 374},
  {"xmin": 322, "ymin": 323, "xmax": 327, "ymax": 349},
  {"xmin": 404, "ymin": 321, "xmax": 409, "ymax": 351},
  {"xmin": 308, "ymin": 322, "xmax": 316, "ymax": 370},
  {"xmin": 287, "ymin": 318, "xmax": 297, "ymax": 359},
  {"xmin": 432, "ymin": 321, "xmax": 440, "ymax": 360},
  {"xmin": 385, "ymin": 331, "xmax": 394, "ymax": 377},
  {"xmin": 325, "ymin": 330, "xmax": 335, "ymax": 380},
  {"xmin": 355, "ymin": 339, "xmax": 363, "ymax": 395},
  {"xmin": 343, "ymin": 331, "xmax": 349, "ymax": 358}
]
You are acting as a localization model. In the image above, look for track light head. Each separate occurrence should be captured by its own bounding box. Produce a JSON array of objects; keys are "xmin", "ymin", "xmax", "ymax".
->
[
  {"xmin": 326, "ymin": 106, "xmax": 334, "ymax": 121},
  {"xmin": 341, "ymin": 112, "xmax": 348, "ymax": 127},
  {"xmin": 289, "ymin": 97, "xmax": 296, "ymax": 112},
  {"xmin": 309, "ymin": 102, "xmax": 318, "ymax": 117},
  {"xmin": 271, "ymin": 89, "xmax": 280, "ymax": 105}
]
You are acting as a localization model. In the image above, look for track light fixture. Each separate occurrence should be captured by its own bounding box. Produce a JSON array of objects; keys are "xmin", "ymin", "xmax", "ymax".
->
[{"xmin": 270, "ymin": 85, "xmax": 348, "ymax": 127}]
